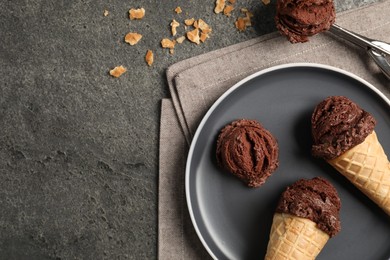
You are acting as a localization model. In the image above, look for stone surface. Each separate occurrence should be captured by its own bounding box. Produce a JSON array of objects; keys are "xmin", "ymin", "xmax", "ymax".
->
[{"xmin": 0, "ymin": 0, "xmax": 380, "ymax": 259}]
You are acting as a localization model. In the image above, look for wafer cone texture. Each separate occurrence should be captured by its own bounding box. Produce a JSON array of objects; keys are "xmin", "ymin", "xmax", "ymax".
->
[
  {"xmin": 265, "ymin": 213, "xmax": 329, "ymax": 260},
  {"xmin": 328, "ymin": 131, "xmax": 390, "ymax": 215}
]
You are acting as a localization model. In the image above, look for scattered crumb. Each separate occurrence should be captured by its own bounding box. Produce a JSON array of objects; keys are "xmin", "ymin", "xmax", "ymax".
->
[
  {"xmin": 145, "ymin": 50, "xmax": 154, "ymax": 66},
  {"xmin": 176, "ymin": 36, "xmax": 186, "ymax": 44},
  {"xmin": 223, "ymin": 5, "xmax": 234, "ymax": 17},
  {"xmin": 186, "ymin": 28, "xmax": 200, "ymax": 44},
  {"xmin": 235, "ymin": 17, "xmax": 246, "ymax": 32},
  {"xmin": 193, "ymin": 21, "xmax": 199, "ymax": 28},
  {"xmin": 108, "ymin": 2, "xmax": 257, "ymax": 67},
  {"xmin": 200, "ymin": 32, "xmax": 209, "ymax": 43},
  {"xmin": 243, "ymin": 16, "xmax": 252, "ymax": 26},
  {"xmin": 174, "ymin": 7, "xmax": 182, "ymax": 14},
  {"xmin": 184, "ymin": 19, "xmax": 211, "ymax": 44},
  {"xmin": 244, "ymin": 10, "xmax": 254, "ymax": 18},
  {"xmin": 214, "ymin": 0, "xmax": 225, "ymax": 14},
  {"xmin": 198, "ymin": 19, "xmax": 212, "ymax": 34},
  {"xmin": 195, "ymin": 19, "xmax": 212, "ymax": 34},
  {"xmin": 184, "ymin": 18, "xmax": 195, "ymax": 26},
  {"xmin": 244, "ymin": 10, "xmax": 254, "ymax": 26},
  {"xmin": 171, "ymin": 19, "xmax": 180, "ymax": 36},
  {"xmin": 124, "ymin": 32, "xmax": 142, "ymax": 45},
  {"xmin": 129, "ymin": 8, "xmax": 145, "ymax": 20},
  {"xmin": 235, "ymin": 8, "xmax": 253, "ymax": 31},
  {"xmin": 161, "ymin": 38, "xmax": 176, "ymax": 49},
  {"xmin": 109, "ymin": 66, "xmax": 126, "ymax": 78},
  {"xmin": 262, "ymin": 0, "xmax": 271, "ymax": 5}
]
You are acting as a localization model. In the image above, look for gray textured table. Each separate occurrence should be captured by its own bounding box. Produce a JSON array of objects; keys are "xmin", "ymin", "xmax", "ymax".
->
[{"xmin": 0, "ymin": 0, "xmax": 381, "ymax": 259}]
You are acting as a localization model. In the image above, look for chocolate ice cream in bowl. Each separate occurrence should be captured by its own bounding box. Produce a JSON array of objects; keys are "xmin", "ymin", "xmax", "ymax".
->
[{"xmin": 275, "ymin": 0, "xmax": 390, "ymax": 79}]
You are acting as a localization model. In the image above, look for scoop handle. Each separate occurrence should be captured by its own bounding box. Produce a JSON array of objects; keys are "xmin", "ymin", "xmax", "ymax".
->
[
  {"xmin": 329, "ymin": 24, "xmax": 390, "ymax": 79},
  {"xmin": 329, "ymin": 24, "xmax": 390, "ymax": 56}
]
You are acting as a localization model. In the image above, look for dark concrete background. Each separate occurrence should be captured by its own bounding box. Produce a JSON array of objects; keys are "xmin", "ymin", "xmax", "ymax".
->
[{"xmin": 0, "ymin": 0, "xmax": 380, "ymax": 259}]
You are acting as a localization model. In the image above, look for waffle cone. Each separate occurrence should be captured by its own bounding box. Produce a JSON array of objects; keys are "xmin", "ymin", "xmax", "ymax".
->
[
  {"xmin": 328, "ymin": 131, "xmax": 390, "ymax": 215},
  {"xmin": 265, "ymin": 213, "xmax": 329, "ymax": 260}
]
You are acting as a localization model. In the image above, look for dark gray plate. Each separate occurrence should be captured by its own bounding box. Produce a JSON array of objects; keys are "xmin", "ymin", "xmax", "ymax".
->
[{"xmin": 186, "ymin": 63, "xmax": 390, "ymax": 260}]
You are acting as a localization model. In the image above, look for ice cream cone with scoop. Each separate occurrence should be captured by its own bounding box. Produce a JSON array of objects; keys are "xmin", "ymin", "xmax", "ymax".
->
[
  {"xmin": 265, "ymin": 177, "xmax": 341, "ymax": 260},
  {"xmin": 311, "ymin": 96, "xmax": 390, "ymax": 216}
]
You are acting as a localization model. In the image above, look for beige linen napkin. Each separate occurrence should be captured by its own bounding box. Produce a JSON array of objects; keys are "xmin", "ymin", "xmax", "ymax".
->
[{"xmin": 159, "ymin": 1, "xmax": 390, "ymax": 259}]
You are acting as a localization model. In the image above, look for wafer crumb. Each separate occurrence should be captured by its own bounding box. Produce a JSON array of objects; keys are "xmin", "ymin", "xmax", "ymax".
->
[
  {"xmin": 214, "ymin": 0, "xmax": 225, "ymax": 13},
  {"xmin": 244, "ymin": 9, "xmax": 254, "ymax": 18},
  {"xmin": 176, "ymin": 36, "xmax": 186, "ymax": 44},
  {"xmin": 124, "ymin": 32, "xmax": 142, "ymax": 45},
  {"xmin": 161, "ymin": 38, "xmax": 176, "ymax": 49},
  {"xmin": 129, "ymin": 8, "xmax": 145, "ymax": 20},
  {"xmin": 184, "ymin": 18, "xmax": 195, "ymax": 26},
  {"xmin": 223, "ymin": 5, "xmax": 234, "ymax": 16},
  {"xmin": 244, "ymin": 10, "xmax": 253, "ymax": 26},
  {"xmin": 171, "ymin": 19, "xmax": 180, "ymax": 36},
  {"xmin": 194, "ymin": 19, "xmax": 212, "ymax": 34},
  {"xmin": 200, "ymin": 32, "xmax": 209, "ymax": 43},
  {"xmin": 174, "ymin": 7, "xmax": 182, "ymax": 14},
  {"xmin": 109, "ymin": 66, "xmax": 126, "ymax": 78},
  {"xmin": 103, "ymin": 10, "xmax": 109, "ymax": 16},
  {"xmin": 235, "ymin": 8, "xmax": 253, "ymax": 31},
  {"xmin": 145, "ymin": 50, "xmax": 154, "ymax": 66},
  {"xmin": 169, "ymin": 48, "xmax": 174, "ymax": 55},
  {"xmin": 186, "ymin": 28, "xmax": 200, "ymax": 44},
  {"xmin": 262, "ymin": 0, "xmax": 271, "ymax": 5},
  {"xmin": 235, "ymin": 17, "xmax": 246, "ymax": 31},
  {"xmin": 243, "ymin": 17, "xmax": 252, "ymax": 26}
]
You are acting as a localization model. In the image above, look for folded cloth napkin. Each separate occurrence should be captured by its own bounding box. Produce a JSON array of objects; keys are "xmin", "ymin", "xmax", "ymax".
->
[{"xmin": 159, "ymin": 1, "xmax": 390, "ymax": 259}]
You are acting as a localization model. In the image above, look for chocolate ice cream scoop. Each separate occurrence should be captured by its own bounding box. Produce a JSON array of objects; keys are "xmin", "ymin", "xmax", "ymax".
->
[
  {"xmin": 275, "ymin": 0, "xmax": 335, "ymax": 43},
  {"xmin": 216, "ymin": 119, "xmax": 279, "ymax": 188},
  {"xmin": 311, "ymin": 96, "xmax": 376, "ymax": 160},
  {"xmin": 276, "ymin": 177, "xmax": 341, "ymax": 237}
]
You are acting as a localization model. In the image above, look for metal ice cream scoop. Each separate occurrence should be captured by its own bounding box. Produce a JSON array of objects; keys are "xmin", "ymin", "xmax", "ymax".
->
[{"xmin": 329, "ymin": 24, "xmax": 390, "ymax": 80}]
